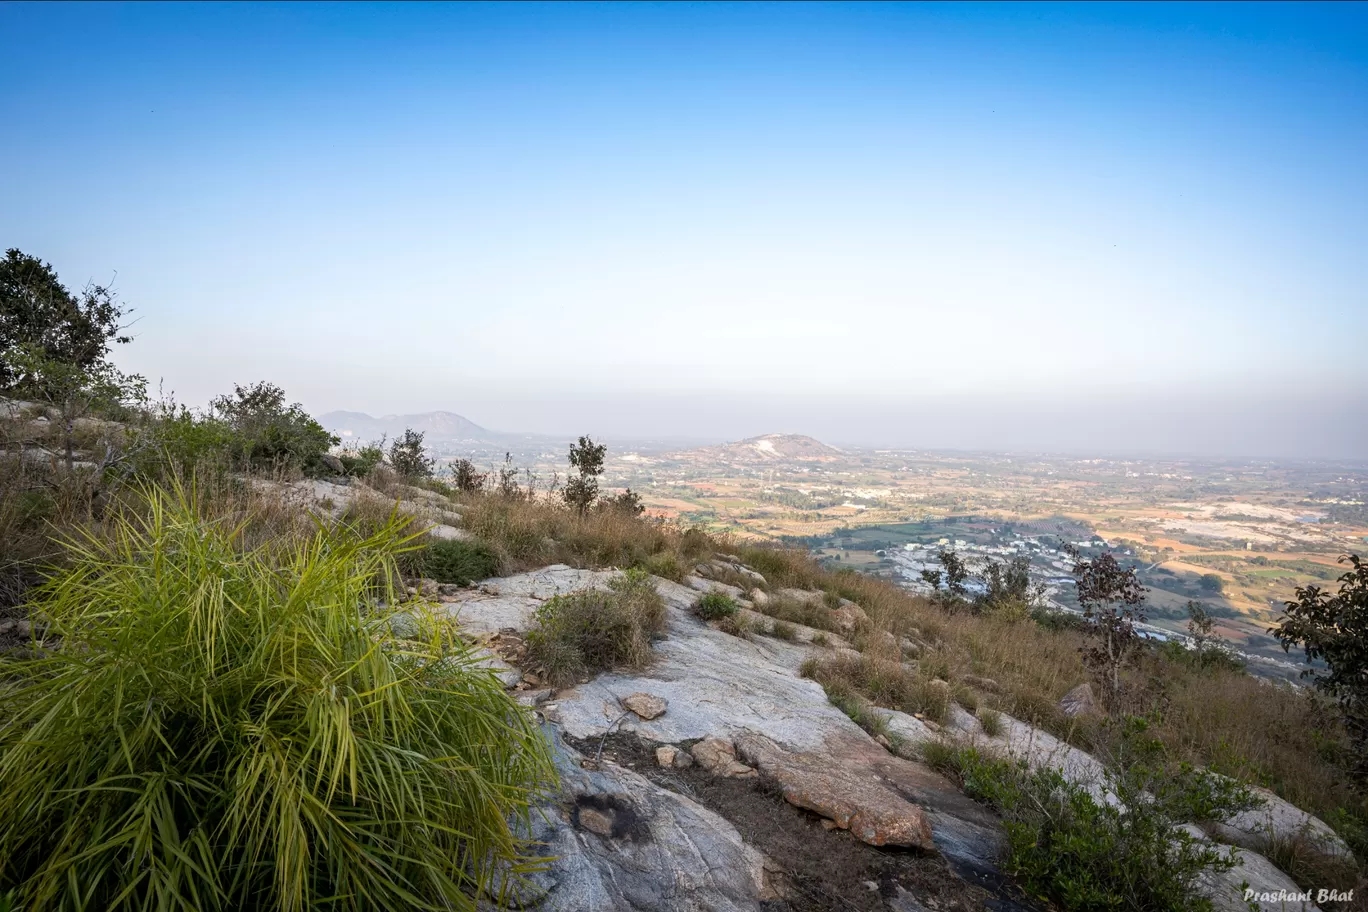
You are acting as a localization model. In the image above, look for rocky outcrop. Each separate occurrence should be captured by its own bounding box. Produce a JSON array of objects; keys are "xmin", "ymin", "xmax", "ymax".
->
[
  {"xmin": 1204, "ymin": 784, "xmax": 1354, "ymax": 862},
  {"xmin": 440, "ymin": 563, "xmax": 1340, "ymax": 912},
  {"xmin": 734, "ymin": 731, "xmax": 934, "ymax": 849},
  {"xmin": 506, "ymin": 727, "xmax": 777, "ymax": 912},
  {"xmin": 442, "ymin": 570, "xmax": 1009, "ymax": 895}
]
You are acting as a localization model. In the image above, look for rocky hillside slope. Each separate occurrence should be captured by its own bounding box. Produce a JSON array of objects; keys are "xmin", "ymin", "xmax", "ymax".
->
[{"xmin": 277, "ymin": 478, "xmax": 1351, "ymax": 912}]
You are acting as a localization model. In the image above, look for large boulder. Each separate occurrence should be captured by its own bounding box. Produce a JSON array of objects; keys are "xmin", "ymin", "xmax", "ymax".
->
[{"xmin": 734, "ymin": 731, "xmax": 934, "ymax": 849}]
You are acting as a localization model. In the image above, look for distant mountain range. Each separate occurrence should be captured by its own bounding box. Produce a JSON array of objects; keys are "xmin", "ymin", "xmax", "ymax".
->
[
  {"xmin": 688, "ymin": 433, "xmax": 845, "ymax": 463},
  {"xmin": 320, "ymin": 410, "xmax": 488, "ymax": 443}
]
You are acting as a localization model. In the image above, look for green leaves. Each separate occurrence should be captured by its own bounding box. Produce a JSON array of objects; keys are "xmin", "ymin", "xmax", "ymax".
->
[{"xmin": 0, "ymin": 484, "xmax": 556, "ymax": 911}]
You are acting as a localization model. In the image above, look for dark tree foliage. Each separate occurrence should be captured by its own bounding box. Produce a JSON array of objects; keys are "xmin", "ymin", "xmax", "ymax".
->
[
  {"xmin": 981, "ymin": 555, "xmax": 1034, "ymax": 612},
  {"xmin": 921, "ymin": 549, "xmax": 969, "ymax": 608},
  {"xmin": 449, "ymin": 458, "xmax": 487, "ymax": 493},
  {"xmin": 210, "ymin": 381, "xmax": 338, "ymax": 475},
  {"xmin": 600, "ymin": 488, "xmax": 645, "ymax": 516},
  {"xmin": 0, "ymin": 249, "xmax": 132, "ymax": 391},
  {"xmin": 1273, "ymin": 554, "xmax": 1368, "ymax": 786},
  {"xmin": 1071, "ymin": 548, "xmax": 1147, "ymax": 707},
  {"xmin": 389, "ymin": 428, "xmax": 435, "ymax": 479},
  {"xmin": 564, "ymin": 435, "xmax": 606, "ymax": 515}
]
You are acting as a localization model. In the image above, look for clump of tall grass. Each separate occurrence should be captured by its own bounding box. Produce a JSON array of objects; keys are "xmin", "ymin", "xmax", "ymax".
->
[
  {"xmin": 524, "ymin": 569, "xmax": 667, "ymax": 687},
  {"xmin": 0, "ymin": 484, "xmax": 556, "ymax": 912},
  {"xmin": 420, "ymin": 538, "xmax": 500, "ymax": 586}
]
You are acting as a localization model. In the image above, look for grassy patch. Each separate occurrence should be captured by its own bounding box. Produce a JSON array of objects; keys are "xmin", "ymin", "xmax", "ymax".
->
[
  {"xmin": 525, "ymin": 569, "xmax": 667, "ymax": 686},
  {"xmin": 802, "ymin": 653, "xmax": 951, "ymax": 724},
  {"xmin": 0, "ymin": 485, "xmax": 555, "ymax": 911},
  {"xmin": 978, "ymin": 708, "xmax": 1005, "ymax": 738},
  {"xmin": 693, "ymin": 591, "xmax": 739, "ymax": 621}
]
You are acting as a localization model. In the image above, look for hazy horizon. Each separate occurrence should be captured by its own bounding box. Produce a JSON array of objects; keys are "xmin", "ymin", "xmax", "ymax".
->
[{"xmin": 4, "ymin": 2, "xmax": 1366, "ymax": 459}]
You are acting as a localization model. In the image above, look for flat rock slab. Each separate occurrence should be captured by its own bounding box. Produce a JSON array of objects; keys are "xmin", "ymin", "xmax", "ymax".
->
[{"xmin": 512, "ymin": 727, "xmax": 773, "ymax": 912}]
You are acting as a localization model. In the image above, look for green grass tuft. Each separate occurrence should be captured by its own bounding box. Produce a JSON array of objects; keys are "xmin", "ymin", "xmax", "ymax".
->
[
  {"xmin": 525, "ymin": 569, "xmax": 667, "ymax": 686},
  {"xmin": 421, "ymin": 537, "xmax": 500, "ymax": 585},
  {"xmin": 0, "ymin": 483, "xmax": 556, "ymax": 912},
  {"xmin": 693, "ymin": 591, "xmax": 739, "ymax": 620}
]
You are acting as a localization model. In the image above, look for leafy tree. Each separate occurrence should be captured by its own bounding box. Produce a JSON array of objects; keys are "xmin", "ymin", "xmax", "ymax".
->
[
  {"xmin": 1272, "ymin": 554, "xmax": 1368, "ymax": 786},
  {"xmin": 1071, "ymin": 548, "xmax": 1147, "ymax": 708},
  {"xmin": 1, "ymin": 344, "xmax": 146, "ymax": 472},
  {"xmin": 980, "ymin": 555, "xmax": 1038, "ymax": 618},
  {"xmin": 921, "ymin": 549, "xmax": 968, "ymax": 607},
  {"xmin": 495, "ymin": 453, "xmax": 520, "ymax": 498},
  {"xmin": 388, "ymin": 427, "xmax": 434, "ymax": 479},
  {"xmin": 563, "ymin": 435, "xmax": 606, "ymax": 515},
  {"xmin": 209, "ymin": 381, "xmax": 338, "ymax": 475},
  {"xmin": 450, "ymin": 457, "xmax": 487, "ymax": 493},
  {"xmin": 1198, "ymin": 573, "xmax": 1224, "ymax": 594},
  {"xmin": 0, "ymin": 249, "xmax": 132, "ymax": 392}
]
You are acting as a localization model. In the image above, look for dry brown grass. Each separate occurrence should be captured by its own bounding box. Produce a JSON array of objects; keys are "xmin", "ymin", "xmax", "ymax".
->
[
  {"xmin": 801, "ymin": 652, "xmax": 952, "ymax": 724},
  {"xmin": 454, "ymin": 491, "xmax": 715, "ymax": 575}
]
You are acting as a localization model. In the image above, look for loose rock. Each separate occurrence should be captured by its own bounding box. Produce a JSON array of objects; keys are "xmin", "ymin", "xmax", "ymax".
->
[
  {"xmin": 1059, "ymin": 682, "xmax": 1098, "ymax": 718},
  {"xmin": 622, "ymin": 692, "xmax": 668, "ymax": 721}
]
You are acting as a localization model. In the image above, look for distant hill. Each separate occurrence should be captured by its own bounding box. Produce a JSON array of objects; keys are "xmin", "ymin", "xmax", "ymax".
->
[
  {"xmin": 321, "ymin": 410, "xmax": 488, "ymax": 443},
  {"xmin": 689, "ymin": 433, "xmax": 845, "ymax": 463}
]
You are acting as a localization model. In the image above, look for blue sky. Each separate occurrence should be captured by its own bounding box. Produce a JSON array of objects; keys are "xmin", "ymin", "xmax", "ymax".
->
[{"xmin": 3, "ymin": 2, "xmax": 1366, "ymax": 456}]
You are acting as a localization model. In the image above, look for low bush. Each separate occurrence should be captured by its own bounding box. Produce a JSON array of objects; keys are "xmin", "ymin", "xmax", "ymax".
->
[
  {"xmin": 421, "ymin": 538, "xmax": 500, "ymax": 586},
  {"xmin": 0, "ymin": 485, "xmax": 555, "ymax": 911},
  {"xmin": 693, "ymin": 591, "xmax": 739, "ymax": 621},
  {"xmin": 769, "ymin": 619, "xmax": 798, "ymax": 641},
  {"xmin": 716, "ymin": 612, "xmax": 754, "ymax": 639},
  {"xmin": 339, "ymin": 440, "xmax": 385, "ymax": 477},
  {"xmin": 525, "ymin": 569, "xmax": 667, "ymax": 686}
]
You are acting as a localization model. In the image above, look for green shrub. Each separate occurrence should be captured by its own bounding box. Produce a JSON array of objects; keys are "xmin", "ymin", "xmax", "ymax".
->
[
  {"xmin": 948, "ymin": 720, "xmax": 1259, "ymax": 912},
  {"xmin": 0, "ymin": 484, "xmax": 555, "ymax": 911},
  {"xmin": 389, "ymin": 428, "xmax": 435, "ymax": 479},
  {"xmin": 525, "ymin": 569, "xmax": 666, "ymax": 686},
  {"xmin": 693, "ymin": 592, "xmax": 739, "ymax": 621},
  {"xmin": 210, "ymin": 381, "xmax": 339, "ymax": 476},
  {"xmin": 339, "ymin": 440, "xmax": 385, "ymax": 477},
  {"xmin": 421, "ymin": 538, "xmax": 500, "ymax": 586}
]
